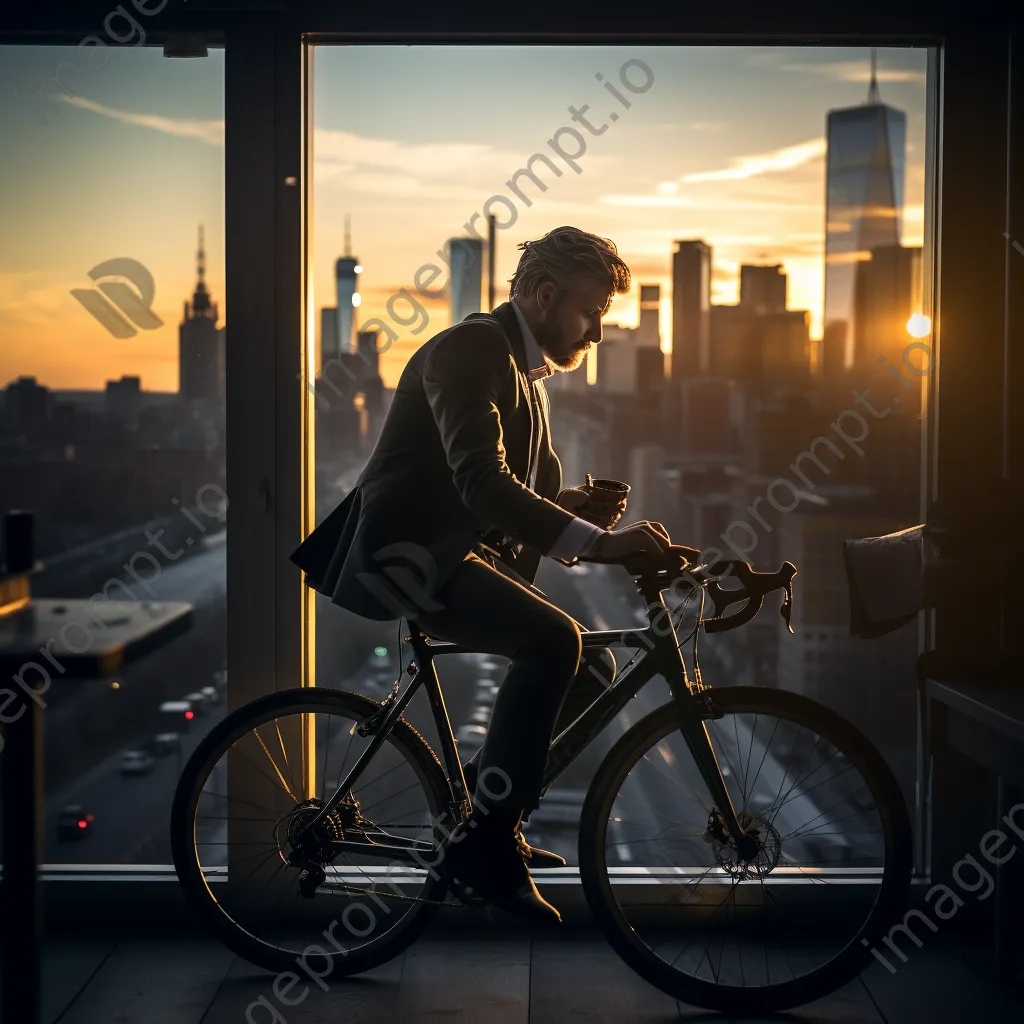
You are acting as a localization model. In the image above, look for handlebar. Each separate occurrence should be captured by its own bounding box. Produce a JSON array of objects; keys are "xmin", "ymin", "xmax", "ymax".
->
[
  {"xmin": 579, "ymin": 543, "xmax": 798, "ymax": 635},
  {"xmin": 702, "ymin": 559, "xmax": 798, "ymax": 634}
]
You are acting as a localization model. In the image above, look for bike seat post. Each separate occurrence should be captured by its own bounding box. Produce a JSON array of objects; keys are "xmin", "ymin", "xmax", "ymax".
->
[
  {"xmin": 405, "ymin": 626, "xmax": 473, "ymax": 821},
  {"xmin": 404, "ymin": 623, "xmax": 436, "ymax": 666}
]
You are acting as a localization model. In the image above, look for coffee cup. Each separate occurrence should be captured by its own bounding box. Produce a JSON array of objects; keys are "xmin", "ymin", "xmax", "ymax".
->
[{"xmin": 578, "ymin": 474, "xmax": 630, "ymax": 526}]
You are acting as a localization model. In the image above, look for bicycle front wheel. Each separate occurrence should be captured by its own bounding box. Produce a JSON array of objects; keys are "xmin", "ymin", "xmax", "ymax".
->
[
  {"xmin": 170, "ymin": 687, "xmax": 453, "ymax": 977},
  {"xmin": 578, "ymin": 686, "xmax": 912, "ymax": 1014}
]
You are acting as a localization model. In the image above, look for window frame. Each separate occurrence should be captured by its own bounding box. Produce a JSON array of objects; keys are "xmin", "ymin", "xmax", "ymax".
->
[{"xmin": 2, "ymin": 3, "xmax": 1018, "ymax": 908}]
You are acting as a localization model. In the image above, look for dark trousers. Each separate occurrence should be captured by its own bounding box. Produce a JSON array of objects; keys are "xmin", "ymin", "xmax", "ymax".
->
[{"xmin": 414, "ymin": 553, "xmax": 615, "ymax": 812}]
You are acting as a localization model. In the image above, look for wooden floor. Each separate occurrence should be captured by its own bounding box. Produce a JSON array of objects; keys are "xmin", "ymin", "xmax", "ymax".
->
[{"xmin": 15, "ymin": 919, "xmax": 1023, "ymax": 1024}]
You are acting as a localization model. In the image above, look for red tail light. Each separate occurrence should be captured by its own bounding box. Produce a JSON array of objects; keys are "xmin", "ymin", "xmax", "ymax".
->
[
  {"xmin": 77, "ymin": 820, "xmax": 87, "ymax": 829},
  {"xmin": 185, "ymin": 710, "xmax": 195, "ymax": 720}
]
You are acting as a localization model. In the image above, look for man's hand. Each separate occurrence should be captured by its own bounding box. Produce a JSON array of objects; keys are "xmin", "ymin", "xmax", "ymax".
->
[
  {"xmin": 586, "ymin": 520, "xmax": 671, "ymax": 565},
  {"xmin": 555, "ymin": 486, "xmax": 591, "ymax": 514},
  {"xmin": 556, "ymin": 484, "xmax": 627, "ymax": 530}
]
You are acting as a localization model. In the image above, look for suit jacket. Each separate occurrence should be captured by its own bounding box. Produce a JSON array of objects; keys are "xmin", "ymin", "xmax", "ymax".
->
[{"xmin": 289, "ymin": 302, "xmax": 575, "ymax": 621}]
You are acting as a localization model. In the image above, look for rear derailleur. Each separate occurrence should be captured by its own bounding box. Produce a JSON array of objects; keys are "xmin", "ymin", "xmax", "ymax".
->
[{"xmin": 282, "ymin": 793, "xmax": 361, "ymax": 898}]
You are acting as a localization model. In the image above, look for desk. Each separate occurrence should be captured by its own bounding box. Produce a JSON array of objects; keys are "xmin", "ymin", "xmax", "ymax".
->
[
  {"xmin": 926, "ymin": 676, "xmax": 1024, "ymax": 980},
  {"xmin": 0, "ymin": 598, "xmax": 192, "ymax": 1024}
]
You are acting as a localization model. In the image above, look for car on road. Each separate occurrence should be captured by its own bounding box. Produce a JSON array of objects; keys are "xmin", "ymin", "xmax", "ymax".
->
[
  {"xmin": 469, "ymin": 706, "xmax": 491, "ymax": 726},
  {"xmin": 57, "ymin": 805, "xmax": 94, "ymax": 841},
  {"xmin": 184, "ymin": 691, "xmax": 210, "ymax": 715},
  {"xmin": 159, "ymin": 700, "xmax": 196, "ymax": 730},
  {"xmin": 150, "ymin": 732, "xmax": 181, "ymax": 755},
  {"xmin": 470, "ymin": 654, "xmax": 505, "ymax": 674},
  {"xmin": 200, "ymin": 685, "xmax": 220, "ymax": 704},
  {"xmin": 119, "ymin": 749, "xmax": 156, "ymax": 776}
]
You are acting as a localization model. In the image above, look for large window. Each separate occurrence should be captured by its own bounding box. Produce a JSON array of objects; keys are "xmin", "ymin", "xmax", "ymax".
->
[
  {"xmin": 0, "ymin": 43, "xmax": 226, "ymax": 864},
  {"xmin": 0, "ymin": 35, "xmax": 941, "ymax": 876},
  {"xmin": 307, "ymin": 44, "xmax": 934, "ymax": 864}
]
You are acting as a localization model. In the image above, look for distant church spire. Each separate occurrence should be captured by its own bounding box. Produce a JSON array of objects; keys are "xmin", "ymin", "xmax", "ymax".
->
[
  {"xmin": 197, "ymin": 225, "xmax": 206, "ymax": 285},
  {"xmin": 344, "ymin": 214, "xmax": 352, "ymax": 258},
  {"xmin": 866, "ymin": 48, "xmax": 881, "ymax": 105},
  {"xmin": 187, "ymin": 224, "xmax": 215, "ymax": 319}
]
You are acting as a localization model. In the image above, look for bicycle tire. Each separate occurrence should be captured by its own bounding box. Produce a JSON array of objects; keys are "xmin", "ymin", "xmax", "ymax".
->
[
  {"xmin": 577, "ymin": 686, "xmax": 912, "ymax": 1013},
  {"xmin": 170, "ymin": 687, "xmax": 453, "ymax": 976}
]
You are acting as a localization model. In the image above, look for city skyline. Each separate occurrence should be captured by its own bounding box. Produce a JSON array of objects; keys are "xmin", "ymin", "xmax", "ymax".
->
[{"xmin": 1, "ymin": 44, "xmax": 929, "ymax": 392}]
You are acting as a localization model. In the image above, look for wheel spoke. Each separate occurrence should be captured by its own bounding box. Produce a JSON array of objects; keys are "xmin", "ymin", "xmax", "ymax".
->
[
  {"xmin": 172, "ymin": 695, "xmax": 449, "ymax": 975},
  {"xmin": 587, "ymin": 692, "xmax": 908, "ymax": 1010}
]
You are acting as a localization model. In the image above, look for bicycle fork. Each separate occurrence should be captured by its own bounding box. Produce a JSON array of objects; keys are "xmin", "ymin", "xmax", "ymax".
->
[{"xmin": 656, "ymin": 606, "xmax": 761, "ymax": 862}]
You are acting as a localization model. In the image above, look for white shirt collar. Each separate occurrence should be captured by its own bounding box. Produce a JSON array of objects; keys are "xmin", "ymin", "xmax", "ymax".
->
[{"xmin": 511, "ymin": 300, "xmax": 554, "ymax": 383}]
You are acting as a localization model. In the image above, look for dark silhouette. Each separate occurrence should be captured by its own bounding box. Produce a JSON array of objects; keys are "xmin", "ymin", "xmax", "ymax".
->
[{"xmin": 291, "ymin": 226, "xmax": 671, "ymax": 920}]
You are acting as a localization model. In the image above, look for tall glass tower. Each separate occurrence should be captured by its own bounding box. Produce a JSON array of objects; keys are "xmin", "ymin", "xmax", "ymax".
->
[
  {"xmin": 822, "ymin": 52, "xmax": 906, "ymax": 374},
  {"xmin": 671, "ymin": 240, "xmax": 712, "ymax": 379},
  {"xmin": 448, "ymin": 237, "xmax": 483, "ymax": 324},
  {"xmin": 333, "ymin": 215, "xmax": 361, "ymax": 359}
]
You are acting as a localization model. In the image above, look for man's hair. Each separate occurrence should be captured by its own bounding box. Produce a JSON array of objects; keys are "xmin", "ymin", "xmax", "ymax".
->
[{"xmin": 508, "ymin": 226, "xmax": 631, "ymax": 303}]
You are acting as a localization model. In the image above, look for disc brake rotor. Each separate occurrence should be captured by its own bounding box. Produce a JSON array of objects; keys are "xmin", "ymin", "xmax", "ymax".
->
[{"xmin": 706, "ymin": 810, "xmax": 782, "ymax": 880}]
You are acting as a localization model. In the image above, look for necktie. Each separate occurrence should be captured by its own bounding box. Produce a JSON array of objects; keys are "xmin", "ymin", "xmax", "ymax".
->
[{"xmin": 528, "ymin": 379, "xmax": 546, "ymax": 491}]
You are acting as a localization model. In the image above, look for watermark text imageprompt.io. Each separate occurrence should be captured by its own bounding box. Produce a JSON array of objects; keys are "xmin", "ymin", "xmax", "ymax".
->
[{"xmin": 301, "ymin": 57, "xmax": 655, "ymax": 409}]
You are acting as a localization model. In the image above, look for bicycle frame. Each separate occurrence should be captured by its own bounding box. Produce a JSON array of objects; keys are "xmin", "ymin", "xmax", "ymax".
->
[{"xmin": 301, "ymin": 569, "xmax": 749, "ymax": 862}]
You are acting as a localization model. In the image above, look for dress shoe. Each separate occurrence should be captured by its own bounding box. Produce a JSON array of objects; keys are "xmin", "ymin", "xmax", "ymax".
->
[
  {"xmin": 515, "ymin": 831, "xmax": 567, "ymax": 868},
  {"xmin": 443, "ymin": 820, "xmax": 562, "ymax": 923},
  {"xmin": 461, "ymin": 762, "xmax": 567, "ymax": 869}
]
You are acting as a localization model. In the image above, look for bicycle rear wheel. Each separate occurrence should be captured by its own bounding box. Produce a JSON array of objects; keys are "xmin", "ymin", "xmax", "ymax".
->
[
  {"xmin": 578, "ymin": 686, "xmax": 912, "ymax": 1014},
  {"xmin": 171, "ymin": 687, "xmax": 452, "ymax": 976}
]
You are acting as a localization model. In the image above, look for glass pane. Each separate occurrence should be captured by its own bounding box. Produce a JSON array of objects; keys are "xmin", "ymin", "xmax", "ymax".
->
[
  {"xmin": 308, "ymin": 44, "xmax": 933, "ymax": 866},
  {"xmin": 0, "ymin": 44, "xmax": 225, "ymax": 865}
]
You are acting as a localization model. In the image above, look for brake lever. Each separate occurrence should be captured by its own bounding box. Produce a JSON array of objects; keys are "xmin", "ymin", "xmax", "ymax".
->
[
  {"xmin": 781, "ymin": 580, "xmax": 795, "ymax": 634},
  {"xmin": 706, "ymin": 579, "xmax": 745, "ymax": 618}
]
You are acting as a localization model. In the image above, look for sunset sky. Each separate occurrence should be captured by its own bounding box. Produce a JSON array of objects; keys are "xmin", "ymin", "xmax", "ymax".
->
[{"xmin": 0, "ymin": 44, "xmax": 930, "ymax": 392}]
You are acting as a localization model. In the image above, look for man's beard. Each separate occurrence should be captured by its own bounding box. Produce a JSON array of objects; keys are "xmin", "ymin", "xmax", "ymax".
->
[
  {"xmin": 535, "ymin": 313, "xmax": 589, "ymax": 372},
  {"xmin": 548, "ymin": 342, "xmax": 589, "ymax": 371},
  {"xmin": 537, "ymin": 324, "xmax": 589, "ymax": 370}
]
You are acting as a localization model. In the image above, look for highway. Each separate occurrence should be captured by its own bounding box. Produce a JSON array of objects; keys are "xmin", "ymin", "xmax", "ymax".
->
[{"xmin": 42, "ymin": 539, "xmax": 229, "ymax": 864}]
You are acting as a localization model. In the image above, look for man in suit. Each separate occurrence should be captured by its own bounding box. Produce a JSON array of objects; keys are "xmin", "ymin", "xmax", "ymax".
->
[{"xmin": 290, "ymin": 225, "xmax": 670, "ymax": 922}]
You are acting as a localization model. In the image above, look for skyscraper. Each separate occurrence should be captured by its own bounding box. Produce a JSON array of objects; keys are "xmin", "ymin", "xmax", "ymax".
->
[
  {"xmin": 333, "ymin": 215, "xmax": 361, "ymax": 360},
  {"xmin": 822, "ymin": 52, "xmax": 906, "ymax": 374},
  {"xmin": 637, "ymin": 284, "xmax": 661, "ymax": 347},
  {"xmin": 356, "ymin": 329, "xmax": 381, "ymax": 380},
  {"xmin": 179, "ymin": 226, "xmax": 224, "ymax": 403},
  {"xmin": 448, "ymin": 237, "xmax": 483, "ymax": 324},
  {"xmin": 595, "ymin": 284, "xmax": 666, "ymax": 395},
  {"xmin": 319, "ymin": 307, "xmax": 338, "ymax": 369},
  {"xmin": 671, "ymin": 240, "xmax": 711, "ymax": 380},
  {"xmin": 853, "ymin": 244, "xmax": 922, "ymax": 369},
  {"xmin": 739, "ymin": 264, "xmax": 787, "ymax": 314},
  {"xmin": 596, "ymin": 324, "xmax": 637, "ymax": 394},
  {"xmin": 709, "ymin": 305, "xmax": 810, "ymax": 385},
  {"xmin": 637, "ymin": 285, "xmax": 665, "ymax": 392}
]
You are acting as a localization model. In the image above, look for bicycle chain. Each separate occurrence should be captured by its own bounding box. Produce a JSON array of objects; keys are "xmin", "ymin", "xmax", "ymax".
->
[{"xmin": 310, "ymin": 880, "xmax": 479, "ymax": 909}]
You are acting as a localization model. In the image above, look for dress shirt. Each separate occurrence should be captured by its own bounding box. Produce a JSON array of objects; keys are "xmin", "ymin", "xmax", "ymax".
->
[{"xmin": 510, "ymin": 301, "xmax": 604, "ymax": 561}]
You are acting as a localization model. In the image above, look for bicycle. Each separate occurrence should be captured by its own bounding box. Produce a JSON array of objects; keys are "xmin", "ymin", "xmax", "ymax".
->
[{"xmin": 170, "ymin": 542, "xmax": 912, "ymax": 1014}]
